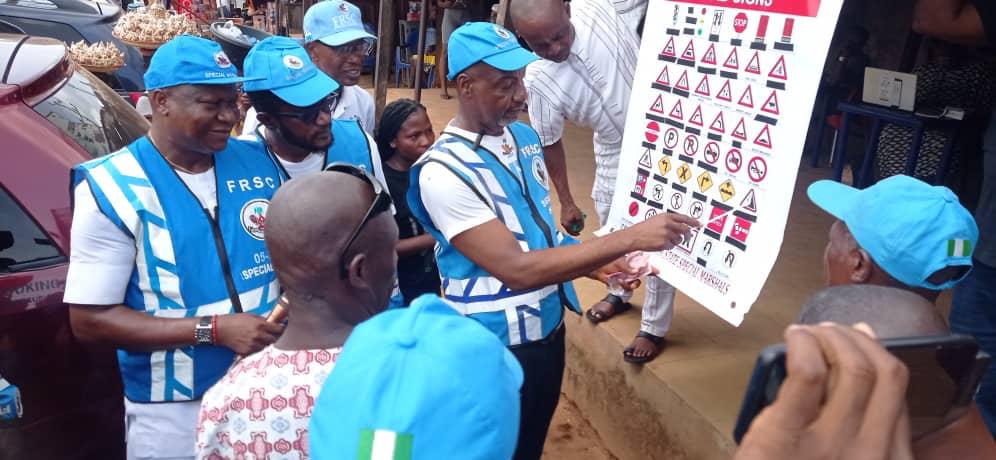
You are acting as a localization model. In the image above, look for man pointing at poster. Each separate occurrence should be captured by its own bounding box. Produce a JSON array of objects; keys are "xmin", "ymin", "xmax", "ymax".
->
[
  {"xmin": 408, "ymin": 22, "xmax": 700, "ymax": 459},
  {"xmin": 512, "ymin": 0, "xmax": 673, "ymax": 363}
]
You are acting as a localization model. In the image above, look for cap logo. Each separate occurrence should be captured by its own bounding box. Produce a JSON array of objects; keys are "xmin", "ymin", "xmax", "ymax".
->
[
  {"xmin": 948, "ymin": 239, "xmax": 972, "ymax": 258},
  {"xmin": 241, "ymin": 199, "xmax": 269, "ymax": 240},
  {"xmin": 283, "ymin": 55, "xmax": 305, "ymax": 70},
  {"xmin": 338, "ymin": 2, "xmax": 349, "ymax": 13},
  {"xmin": 358, "ymin": 429, "xmax": 413, "ymax": 460},
  {"xmin": 214, "ymin": 51, "xmax": 232, "ymax": 69},
  {"xmin": 494, "ymin": 25, "xmax": 511, "ymax": 40}
]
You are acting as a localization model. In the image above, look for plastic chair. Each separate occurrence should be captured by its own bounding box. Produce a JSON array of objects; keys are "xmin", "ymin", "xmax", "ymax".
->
[{"xmin": 394, "ymin": 47, "xmax": 412, "ymax": 88}]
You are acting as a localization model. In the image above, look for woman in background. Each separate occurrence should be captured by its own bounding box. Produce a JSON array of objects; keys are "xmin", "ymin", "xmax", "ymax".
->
[{"xmin": 375, "ymin": 99, "xmax": 441, "ymax": 304}]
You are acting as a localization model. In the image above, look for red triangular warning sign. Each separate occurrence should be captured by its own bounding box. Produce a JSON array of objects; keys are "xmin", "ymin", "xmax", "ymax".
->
[
  {"xmin": 724, "ymin": 48, "xmax": 739, "ymax": 70},
  {"xmin": 762, "ymin": 90, "xmax": 780, "ymax": 115},
  {"xmin": 690, "ymin": 105, "xmax": 704, "ymax": 126},
  {"xmin": 754, "ymin": 124, "xmax": 772, "ymax": 148},
  {"xmin": 738, "ymin": 85, "xmax": 754, "ymax": 108},
  {"xmin": 650, "ymin": 94, "xmax": 666, "ymax": 114},
  {"xmin": 695, "ymin": 75, "xmax": 711, "ymax": 96},
  {"xmin": 702, "ymin": 43, "xmax": 717, "ymax": 65},
  {"xmin": 681, "ymin": 41, "xmax": 696, "ymax": 61},
  {"xmin": 741, "ymin": 189, "xmax": 757, "ymax": 213},
  {"xmin": 769, "ymin": 55, "xmax": 788, "ymax": 80},
  {"xmin": 710, "ymin": 112, "xmax": 726, "ymax": 133},
  {"xmin": 717, "ymin": 80, "xmax": 733, "ymax": 102},
  {"xmin": 662, "ymin": 37, "xmax": 676, "ymax": 57},
  {"xmin": 675, "ymin": 70, "xmax": 690, "ymax": 91},
  {"xmin": 733, "ymin": 117, "xmax": 748, "ymax": 140},
  {"xmin": 656, "ymin": 67, "xmax": 671, "ymax": 86},
  {"xmin": 746, "ymin": 51, "xmax": 761, "ymax": 74},
  {"xmin": 669, "ymin": 100, "xmax": 684, "ymax": 120}
]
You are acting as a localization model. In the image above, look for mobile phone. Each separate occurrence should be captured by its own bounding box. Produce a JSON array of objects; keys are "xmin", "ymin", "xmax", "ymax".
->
[{"xmin": 732, "ymin": 334, "xmax": 989, "ymax": 444}]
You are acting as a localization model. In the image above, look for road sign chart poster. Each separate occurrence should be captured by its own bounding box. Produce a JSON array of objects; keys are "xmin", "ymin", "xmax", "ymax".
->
[{"xmin": 606, "ymin": 0, "xmax": 843, "ymax": 326}]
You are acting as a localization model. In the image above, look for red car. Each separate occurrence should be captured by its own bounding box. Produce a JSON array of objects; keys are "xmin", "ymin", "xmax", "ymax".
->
[{"xmin": 0, "ymin": 33, "xmax": 148, "ymax": 458}]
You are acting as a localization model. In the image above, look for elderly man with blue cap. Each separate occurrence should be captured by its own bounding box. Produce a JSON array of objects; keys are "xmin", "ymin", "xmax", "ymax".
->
[
  {"xmin": 240, "ymin": 36, "xmax": 385, "ymax": 183},
  {"xmin": 407, "ymin": 22, "xmax": 700, "ymax": 459},
  {"xmin": 65, "ymin": 35, "xmax": 284, "ymax": 460},
  {"xmin": 240, "ymin": 0, "xmax": 376, "ymax": 137}
]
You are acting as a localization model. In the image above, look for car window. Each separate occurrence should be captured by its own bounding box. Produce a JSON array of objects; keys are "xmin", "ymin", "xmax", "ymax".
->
[
  {"xmin": 0, "ymin": 0, "xmax": 57, "ymax": 10},
  {"xmin": 0, "ymin": 16, "xmax": 83, "ymax": 43},
  {"xmin": 33, "ymin": 66, "xmax": 148, "ymax": 158},
  {"xmin": 0, "ymin": 186, "xmax": 63, "ymax": 272}
]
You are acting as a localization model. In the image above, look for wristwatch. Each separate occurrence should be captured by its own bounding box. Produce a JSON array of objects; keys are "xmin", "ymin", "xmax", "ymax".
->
[{"xmin": 195, "ymin": 316, "xmax": 214, "ymax": 345}]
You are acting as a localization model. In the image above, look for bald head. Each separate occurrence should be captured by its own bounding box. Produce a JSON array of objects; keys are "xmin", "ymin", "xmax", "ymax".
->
[
  {"xmin": 798, "ymin": 285, "xmax": 948, "ymax": 338},
  {"xmin": 510, "ymin": 0, "xmax": 573, "ymax": 62},
  {"xmin": 264, "ymin": 172, "xmax": 397, "ymax": 305}
]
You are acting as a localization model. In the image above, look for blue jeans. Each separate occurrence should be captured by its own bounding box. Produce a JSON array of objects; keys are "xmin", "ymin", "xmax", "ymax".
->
[{"xmin": 951, "ymin": 259, "xmax": 996, "ymax": 436}]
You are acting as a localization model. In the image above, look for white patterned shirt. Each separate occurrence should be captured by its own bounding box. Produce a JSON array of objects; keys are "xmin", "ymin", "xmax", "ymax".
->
[
  {"xmin": 524, "ymin": 0, "xmax": 641, "ymax": 202},
  {"xmin": 195, "ymin": 345, "xmax": 341, "ymax": 460}
]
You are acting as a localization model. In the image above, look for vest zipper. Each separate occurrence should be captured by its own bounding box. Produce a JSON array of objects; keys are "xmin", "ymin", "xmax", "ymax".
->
[{"xmin": 204, "ymin": 206, "xmax": 244, "ymax": 313}]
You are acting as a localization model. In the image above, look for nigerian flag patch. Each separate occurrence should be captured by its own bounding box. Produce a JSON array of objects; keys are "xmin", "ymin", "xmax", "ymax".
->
[
  {"xmin": 948, "ymin": 239, "xmax": 973, "ymax": 258},
  {"xmin": 358, "ymin": 429, "xmax": 413, "ymax": 460}
]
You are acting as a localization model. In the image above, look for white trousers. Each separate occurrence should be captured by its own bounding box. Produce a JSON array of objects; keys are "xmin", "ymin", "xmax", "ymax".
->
[
  {"xmin": 124, "ymin": 398, "xmax": 199, "ymax": 460},
  {"xmin": 595, "ymin": 197, "xmax": 674, "ymax": 337}
]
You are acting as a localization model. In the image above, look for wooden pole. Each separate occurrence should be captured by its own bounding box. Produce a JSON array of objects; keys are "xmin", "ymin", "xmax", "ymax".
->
[
  {"xmin": 413, "ymin": 0, "xmax": 428, "ymax": 102},
  {"xmin": 373, "ymin": 0, "xmax": 396, "ymax": 119},
  {"xmin": 495, "ymin": 0, "xmax": 510, "ymax": 27}
]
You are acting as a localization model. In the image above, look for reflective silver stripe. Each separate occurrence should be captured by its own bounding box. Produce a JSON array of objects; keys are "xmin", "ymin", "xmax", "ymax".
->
[
  {"xmin": 443, "ymin": 279, "xmax": 558, "ymax": 315},
  {"xmin": 150, "ymin": 279, "xmax": 279, "ymax": 318}
]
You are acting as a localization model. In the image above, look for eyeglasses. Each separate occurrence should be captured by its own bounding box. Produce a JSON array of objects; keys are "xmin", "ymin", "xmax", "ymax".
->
[
  {"xmin": 324, "ymin": 162, "xmax": 394, "ymax": 279},
  {"xmin": 328, "ymin": 39, "xmax": 374, "ymax": 57},
  {"xmin": 275, "ymin": 92, "xmax": 340, "ymax": 124}
]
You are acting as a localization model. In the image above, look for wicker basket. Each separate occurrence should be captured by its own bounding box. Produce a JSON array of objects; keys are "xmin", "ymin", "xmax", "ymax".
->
[{"xmin": 80, "ymin": 63, "xmax": 124, "ymax": 74}]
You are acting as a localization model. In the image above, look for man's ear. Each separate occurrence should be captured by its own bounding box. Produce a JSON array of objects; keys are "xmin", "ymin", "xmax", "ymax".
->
[
  {"xmin": 347, "ymin": 253, "xmax": 372, "ymax": 291},
  {"xmin": 564, "ymin": 0, "xmax": 571, "ymax": 18},
  {"xmin": 256, "ymin": 112, "xmax": 278, "ymax": 131},
  {"xmin": 149, "ymin": 89, "xmax": 170, "ymax": 116},
  {"xmin": 455, "ymin": 73, "xmax": 472, "ymax": 97},
  {"xmin": 852, "ymin": 248, "xmax": 875, "ymax": 284},
  {"xmin": 305, "ymin": 42, "xmax": 321, "ymax": 64}
]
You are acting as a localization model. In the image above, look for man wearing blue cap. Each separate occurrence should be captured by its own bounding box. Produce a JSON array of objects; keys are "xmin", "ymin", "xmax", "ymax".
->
[
  {"xmin": 64, "ymin": 36, "xmax": 284, "ymax": 460},
  {"xmin": 240, "ymin": 36, "xmax": 385, "ymax": 183},
  {"xmin": 304, "ymin": 0, "xmax": 377, "ymax": 131},
  {"xmin": 197, "ymin": 168, "xmax": 395, "ymax": 459},
  {"xmin": 309, "ymin": 294, "xmax": 524, "ymax": 460},
  {"xmin": 808, "ymin": 175, "xmax": 978, "ymax": 301},
  {"xmin": 407, "ymin": 22, "xmax": 699, "ymax": 459}
]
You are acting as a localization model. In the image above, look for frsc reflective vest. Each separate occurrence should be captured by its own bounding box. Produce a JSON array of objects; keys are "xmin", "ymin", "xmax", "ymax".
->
[
  {"xmin": 408, "ymin": 122, "xmax": 581, "ymax": 346},
  {"xmin": 72, "ymin": 137, "xmax": 280, "ymax": 402}
]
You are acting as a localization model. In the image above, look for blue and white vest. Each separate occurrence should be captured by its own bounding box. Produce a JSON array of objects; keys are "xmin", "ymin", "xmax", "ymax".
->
[
  {"xmin": 72, "ymin": 137, "xmax": 281, "ymax": 402},
  {"xmin": 408, "ymin": 122, "xmax": 581, "ymax": 346},
  {"xmin": 263, "ymin": 119, "xmax": 375, "ymax": 181},
  {"xmin": 257, "ymin": 120, "xmax": 406, "ymax": 309}
]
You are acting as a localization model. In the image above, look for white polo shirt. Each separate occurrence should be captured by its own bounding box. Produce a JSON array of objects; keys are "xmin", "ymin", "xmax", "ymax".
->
[{"xmin": 523, "ymin": 0, "xmax": 640, "ymax": 203}]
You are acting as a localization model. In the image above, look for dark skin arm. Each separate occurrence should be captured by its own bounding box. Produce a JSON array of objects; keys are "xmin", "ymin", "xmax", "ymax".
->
[
  {"xmin": 913, "ymin": 0, "xmax": 987, "ymax": 44},
  {"xmin": 70, "ymin": 304, "xmax": 284, "ymax": 355},
  {"xmin": 397, "ymin": 234, "xmax": 437, "ymax": 258},
  {"xmin": 449, "ymin": 213, "xmax": 699, "ymax": 291},
  {"xmin": 543, "ymin": 139, "xmax": 585, "ymax": 235}
]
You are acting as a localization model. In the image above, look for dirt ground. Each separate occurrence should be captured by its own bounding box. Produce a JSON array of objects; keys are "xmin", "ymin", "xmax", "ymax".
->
[{"xmin": 544, "ymin": 393, "xmax": 618, "ymax": 460}]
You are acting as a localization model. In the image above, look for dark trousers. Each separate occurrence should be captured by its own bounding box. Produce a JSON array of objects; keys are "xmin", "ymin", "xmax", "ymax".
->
[
  {"xmin": 509, "ymin": 325, "xmax": 566, "ymax": 460},
  {"xmin": 951, "ymin": 259, "xmax": 996, "ymax": 436}
]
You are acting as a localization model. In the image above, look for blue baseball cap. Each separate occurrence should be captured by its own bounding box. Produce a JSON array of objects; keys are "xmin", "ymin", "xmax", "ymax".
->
[
  {"xmin": 808, "ymin": 175, "xmax": 979, "ymax": 290},
  {"xmin": 243, "ymin": 36, "xmax": 340, "ymax": 107},
  {"xmin": 446, "ymin": 22, "xmax": 538, "ymax": 80},
  {"xmin": 310, "ymin": 295, "xmax": 523, "ymax": 460},
  {"xmin": 304, "ymin": 0, "xmax": 376, "ymax": 47},
  {"xmin": 144, "ymin": 35, "xmax": 257, "ymax": 90}
]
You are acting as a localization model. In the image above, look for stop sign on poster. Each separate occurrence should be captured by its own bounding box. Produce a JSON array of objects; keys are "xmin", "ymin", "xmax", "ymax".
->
[{"xmin": 733, "ymin": 12, "xmax": 748, "ymax": 33}]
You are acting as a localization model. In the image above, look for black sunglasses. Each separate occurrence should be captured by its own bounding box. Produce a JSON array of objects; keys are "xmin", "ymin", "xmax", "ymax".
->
[
  {"xmin": 275, "ymin": 92, "xmax": 340, "ymax": 124},
  {"xmin": 324, "ymin": 162, "xmax": 394, "ymax": 279}
]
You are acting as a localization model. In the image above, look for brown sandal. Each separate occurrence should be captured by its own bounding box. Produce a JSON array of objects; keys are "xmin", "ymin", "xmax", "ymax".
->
[
  {"xmin": 623, "ymin": 331, "xmax": 665, "ymax": 364},
  {"xmin": 585, "ymin": 294, "xmax": 632, "ymax": 324}
]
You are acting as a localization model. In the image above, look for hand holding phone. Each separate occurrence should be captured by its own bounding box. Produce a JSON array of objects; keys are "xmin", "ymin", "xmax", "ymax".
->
[{"xmin": 734, "ymin": 324, "xmax": 915, "ymax": 460}]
